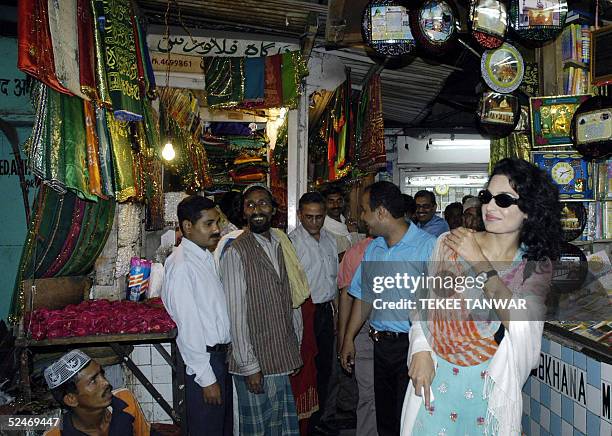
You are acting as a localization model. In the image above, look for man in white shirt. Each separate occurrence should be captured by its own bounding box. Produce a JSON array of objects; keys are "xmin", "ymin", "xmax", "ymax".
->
[
  {"xmin": 289, "ymin": 192, "xmax": 339, "ymax": 434},
  {"xmin": 162, "ymin": 195, "xmax": 232, "ymax": 435}
]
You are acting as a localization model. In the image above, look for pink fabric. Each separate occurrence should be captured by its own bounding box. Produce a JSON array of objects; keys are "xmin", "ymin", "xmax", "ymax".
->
[{"xmin": 337, "ymin": 237, "xmax": 373, "ymax": 288}]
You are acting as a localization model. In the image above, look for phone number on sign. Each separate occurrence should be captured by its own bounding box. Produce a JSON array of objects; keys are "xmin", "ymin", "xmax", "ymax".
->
[{"xmin": 0, "ymin": 415, "xmax": 60, "ymax": 430}]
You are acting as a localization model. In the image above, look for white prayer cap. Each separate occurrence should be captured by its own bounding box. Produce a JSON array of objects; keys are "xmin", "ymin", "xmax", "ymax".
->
[
  {"xmin": 44, "ymin": 349, "xmax": 91, "ymax": 390},
  {"xmin": 463, "ymin": 197, "xmax": 482, "ymax": 213}
]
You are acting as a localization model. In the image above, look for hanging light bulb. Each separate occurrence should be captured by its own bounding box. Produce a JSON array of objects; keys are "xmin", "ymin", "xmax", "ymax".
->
[{"xmin": 162, "ymin": 141, "xmax": 175, "ymax": 161}]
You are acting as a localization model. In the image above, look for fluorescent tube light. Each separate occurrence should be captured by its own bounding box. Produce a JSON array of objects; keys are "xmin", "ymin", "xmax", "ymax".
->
[{"xmin": 429, "ymin": 139, "xmax": 490, "ymax": 147}]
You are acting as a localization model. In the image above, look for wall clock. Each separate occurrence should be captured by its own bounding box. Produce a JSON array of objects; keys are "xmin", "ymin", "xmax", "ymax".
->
[{"xmin": 531, "ymin": 152, "xmax": 594, "ymax": 200}]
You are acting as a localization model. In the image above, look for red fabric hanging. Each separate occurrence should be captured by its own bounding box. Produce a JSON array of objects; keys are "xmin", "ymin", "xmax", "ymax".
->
[{"xmin": 18, "ymin": 0, "xmax": 72, "ymax": 95}]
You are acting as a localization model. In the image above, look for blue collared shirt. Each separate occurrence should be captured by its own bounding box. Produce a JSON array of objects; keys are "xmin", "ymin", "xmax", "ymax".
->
[
  {"xmin": 416, "ymin": 214, "xmax": 449, "ymax": 237},
  {"xmin": 348, "ymin": 223, "xmax": 436, "ymax": 333}
]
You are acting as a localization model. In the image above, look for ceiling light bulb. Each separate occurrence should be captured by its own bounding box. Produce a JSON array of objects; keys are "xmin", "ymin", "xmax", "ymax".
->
[{"xmin": 162, "ymin": 142, "xmax": 175, "ymax": 161}]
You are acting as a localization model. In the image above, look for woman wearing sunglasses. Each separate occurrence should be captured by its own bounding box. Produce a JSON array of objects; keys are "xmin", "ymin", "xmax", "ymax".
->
[{"xmin": 400, "ymin": 158, "xmax": 562, "ymax": 435}]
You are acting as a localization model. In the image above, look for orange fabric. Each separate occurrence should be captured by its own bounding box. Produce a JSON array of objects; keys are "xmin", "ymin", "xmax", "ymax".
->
[
  {"xmin": 428, "ymin": 251, "xmax": 499, "ymax": 367},
  {"xmin": 84, "ymin": 101, "xmax": 106, "ymax": 199}
]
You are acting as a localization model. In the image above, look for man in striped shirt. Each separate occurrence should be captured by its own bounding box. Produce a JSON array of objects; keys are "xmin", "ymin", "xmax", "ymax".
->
[{"xmin": 220, "ymin": 184, "xmax": 302, "ymax": 435}]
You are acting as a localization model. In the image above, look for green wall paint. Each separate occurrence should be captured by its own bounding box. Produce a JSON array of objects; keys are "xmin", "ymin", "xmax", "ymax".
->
[{"xmin": 0, "ymin": 35, "xmax": 34, "ymax": 321}]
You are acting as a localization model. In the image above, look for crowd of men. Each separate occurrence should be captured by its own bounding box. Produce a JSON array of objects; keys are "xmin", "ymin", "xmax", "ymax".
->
[{"xmin": 42, "ymin": 182, "xmax": 482, "ymax": 436}]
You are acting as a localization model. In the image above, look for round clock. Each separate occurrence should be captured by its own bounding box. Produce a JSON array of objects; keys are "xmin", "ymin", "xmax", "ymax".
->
[
  {"xmin": 481, "ymin": 43, "xmax": 524, "ymax": 93},
  {"xmin": 434, "ymin": 184, "xmax": 449, "ymax": 196},
  {"xmin": 551, "ymin": 161, "xmax": 575, "ymax": 185}
]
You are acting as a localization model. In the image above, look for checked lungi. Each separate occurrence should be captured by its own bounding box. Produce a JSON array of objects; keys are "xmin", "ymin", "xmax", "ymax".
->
[{"xmin": 234, "ymin": 374, "xmax": 300, "ymax": 435}]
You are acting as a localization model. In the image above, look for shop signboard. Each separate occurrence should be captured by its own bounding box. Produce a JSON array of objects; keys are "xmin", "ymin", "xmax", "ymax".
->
[
  {"xmin": 147, "ymin": 34, "xmax": 298, "ymax": 58},
  {"xmin": 534, "ymin": 352, "xmax": 587, "ymax": 407}
]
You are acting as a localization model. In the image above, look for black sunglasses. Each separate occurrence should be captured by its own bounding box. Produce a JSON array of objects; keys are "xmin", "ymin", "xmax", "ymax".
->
[{"xmin": 478, "ymin": 189, "xmax": 520, "ymax": 208}]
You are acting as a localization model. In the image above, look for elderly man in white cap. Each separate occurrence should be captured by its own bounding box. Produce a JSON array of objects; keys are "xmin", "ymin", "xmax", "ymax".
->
[
  {"xmin": 43, "ymin": 349, "xmax": 156, "ymax": 436},
  {"xmin": 462, "ymin": 196, "xmax": 485, "ymax": 231}
]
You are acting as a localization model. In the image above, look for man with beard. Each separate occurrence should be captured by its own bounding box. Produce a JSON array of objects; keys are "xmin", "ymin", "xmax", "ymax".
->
[
  {"xmin": 162, "ymin": 195, "xmax": 233, "ymax": 435},
  {"xmin": 323, "ymin": 186, "xmax": 360, "ymax": 255},
  {"xmin": 414, "ymin": 190, "xmax": 449, "ymax": 237},
  {"xmin": 339, "ymin": 182, "xmax": 435, "ymax": 436},
  {"xmin": 43, "ymin": 350, "xmax": 157, "ymax": 435},
  {"xmin": 220, "ymin": 184, "xmax": 304, "ymax": 435}
]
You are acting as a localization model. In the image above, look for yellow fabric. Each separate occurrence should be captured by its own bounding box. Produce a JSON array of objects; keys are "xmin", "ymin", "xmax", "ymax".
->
[
  {"xmin": 272, "ymin": 228, "xmax": 311, "ymax": 308},
  {"xmin": 488, "ymin": 133, "xmax": 531, "ymax": 174}
]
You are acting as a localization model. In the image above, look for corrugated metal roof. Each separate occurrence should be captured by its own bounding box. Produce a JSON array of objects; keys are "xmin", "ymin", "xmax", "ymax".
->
[
  {"xmin": 321, "ymin": 48, "xmax": 457, "ymax": 126},
  {"xmin": 137, "ymin": 0, "xmax": 328, "ymax": 38},
  {"xmin": 137, "ymin": 1, "xmax": 455, "ymax": 126}
]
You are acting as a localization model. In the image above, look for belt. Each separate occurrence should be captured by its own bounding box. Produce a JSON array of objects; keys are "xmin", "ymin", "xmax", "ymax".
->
[
  {"xmin": 369, "ymin": 327, "xmax": 408, "ymax": 342},
  {"xmin": 206, "ymin": 343, "xmax": 230, "ymax": 353}
]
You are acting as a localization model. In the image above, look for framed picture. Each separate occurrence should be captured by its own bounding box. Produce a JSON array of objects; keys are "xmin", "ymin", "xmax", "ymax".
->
[
  {"xmin": 529, "ymin": 95, "xmax": 590, "ymax": 148},
  {"xmin": 590, "ymin": 24, "xmax": 612, "ymax": 86},
  {"xmin": 517, "ymin": 0, "xmax": 561, "ymax": 28},
  {"xmin": 531, "ymin": 151, "xmax": 594, "ymax": 200}
]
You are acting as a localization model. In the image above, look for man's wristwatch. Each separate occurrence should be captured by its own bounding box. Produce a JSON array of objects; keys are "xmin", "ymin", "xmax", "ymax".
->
[{"xmin": 477, "ymin": 269, "xmax": 498, "ymax": 284}]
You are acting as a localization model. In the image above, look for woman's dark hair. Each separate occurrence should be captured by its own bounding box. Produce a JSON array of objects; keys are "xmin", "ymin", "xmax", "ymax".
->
[
  {"xmin": 365, "ymin": 181, "xmax": 406, "ymax": 219},
  {"xmin": 490, "ymin": 158, "xmax": 562, "ymax": 261},
  {"xmin": 177, "ymin": 195, "xmax": 216, "ymax": 234}
]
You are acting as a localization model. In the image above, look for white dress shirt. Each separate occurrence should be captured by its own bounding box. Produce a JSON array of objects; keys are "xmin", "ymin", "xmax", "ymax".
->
[
  {"xmin": 162, "ymin": 237, "xmax": 231, "ymax": 388},
  {"xmin": 289, "ymin": 225, "xmax": 339, "ymax": 304}
]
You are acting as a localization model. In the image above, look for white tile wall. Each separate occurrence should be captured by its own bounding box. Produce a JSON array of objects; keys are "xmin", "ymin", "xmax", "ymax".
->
[
  {"xmin": 601, "ymin": 419, "xmax": 612, "ymax": 436},
  {"xmin": 573, "ymin": 403, "xmax": 586, "ymax": 434},
  {"xmin": 561, "ymin": 419, "xmax": 573, "ymax": 436},
  {"xmin": 530, "ymin": 419, "xmax": 540, "ymax": 436},
  {"xmin": 531, "ymin": 378, "xmax": 541, "ymax": 402},
  {"xmin": 602, "ymin": 362, "xmax": 612, "ymax": 383},
  {"xmin": 127, "ymin": 344, "xmax": 174, "ymax": 424},
  {"xmin": 152, "ymin": 365, "xmax": 172, "ymax": 384},
  {"xmin": 549, "ymin": 341, "xmax": 561, "ymax": 358},
  {"xmin": 550, "ymin": 390, "xmax": 562, "ymax": 417},
  {"xmin": 586, "ymin": 384, "xmax": 600, "ymax": 415},
  {"xmin": 540, "ymin": 406, "xmax": 550, "ymax": 431}
]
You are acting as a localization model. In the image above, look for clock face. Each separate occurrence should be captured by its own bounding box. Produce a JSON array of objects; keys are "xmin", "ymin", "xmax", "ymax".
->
[{"xmin": 551, "ymin": 162, "xmax": 575, "ymax": 185}]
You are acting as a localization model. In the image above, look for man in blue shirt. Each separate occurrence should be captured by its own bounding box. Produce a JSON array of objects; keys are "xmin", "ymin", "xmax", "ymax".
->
[
  {"xmin": 414, "ymin": 190, "xmax": 449, "ymax": 237},
  {"xmin": 339, "ymin": 182, "xmax": 436, "ymax": 436}
]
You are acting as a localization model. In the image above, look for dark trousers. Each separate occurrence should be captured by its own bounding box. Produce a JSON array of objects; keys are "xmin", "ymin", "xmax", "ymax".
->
[
  {"xmin": 373, "ymin": 334, "xmax": 410, "ymax": 436},
  {"xmin": 184, "ymin": 351, "xmax": 233, "ymax": 436},
  {"xmin": 309, "ymin": 301, "xmax": 335, "ymax": 430}
]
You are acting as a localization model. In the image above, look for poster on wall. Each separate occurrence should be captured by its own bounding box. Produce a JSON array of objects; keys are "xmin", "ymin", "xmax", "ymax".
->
[{"xmin": 530, "ymin": 95, "xmax": 590, "ymax": 148}]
